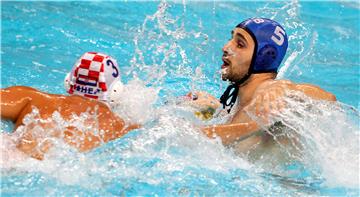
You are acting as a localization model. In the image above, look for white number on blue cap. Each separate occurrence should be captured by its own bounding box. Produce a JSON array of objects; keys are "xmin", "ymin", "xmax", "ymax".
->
[
  {"xmin": 253, "ymin": 18, "xmax": 264, "ymax": 24},
  {"xmin": 271, "ymin": 26, "xmax": 286, "ymax": 46}
]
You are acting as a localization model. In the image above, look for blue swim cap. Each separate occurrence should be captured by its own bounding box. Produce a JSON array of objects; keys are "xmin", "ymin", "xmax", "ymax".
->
[
  {"xmin": 220, "ymin": 18, "xmax": 288, "ymax": 113},
  {"xmin": 236, "ymin": 18, "xmax": 288, "ymax": 73}
]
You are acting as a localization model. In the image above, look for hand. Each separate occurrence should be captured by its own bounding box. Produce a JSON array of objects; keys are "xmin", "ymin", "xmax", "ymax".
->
[{"xmin": 184, "ymin": 91, "xmax": 221, "ymax": 110}]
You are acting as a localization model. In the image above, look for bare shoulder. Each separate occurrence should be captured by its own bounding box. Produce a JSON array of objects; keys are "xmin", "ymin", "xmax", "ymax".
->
[
  {"xmin": 3, "ymin": 86, "xmax": 109, "ymax": 108},
  {"xmin": 3, "ymin": 86, "xmax": 66, "ymax": 102},
  {"xmin": 1, "ymin": 86, "xmax": 44, "ymax": 101},
  {"xmin": 258, "ymin": 79, "xmax": 293, "ymax": 89},
  {"xmin": 61, "ymin": 94, "xmax": 109, "ymax": 109},
  {"xmin": 253, "ymin": 79, "xmax": 293, "ymax": 97},
  {"xmin": 247, "ymin": 79, "xmax": 336, "ymax": 118},
  {"xmin": 293, "ymin": 83, "xmax": 336, "ymax": 101},
  {"xmin": 2, "ymin": 85, "xmax": 38, "ymax": 93},
  {"xmin": 256, "ymin": 80, "xmax": 336, "ymax": 101}
]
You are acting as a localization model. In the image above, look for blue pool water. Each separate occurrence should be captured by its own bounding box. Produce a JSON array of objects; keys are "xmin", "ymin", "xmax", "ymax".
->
[{"xmin": 1, "ymin": 1, "xmax": 359, "ymax": 196}]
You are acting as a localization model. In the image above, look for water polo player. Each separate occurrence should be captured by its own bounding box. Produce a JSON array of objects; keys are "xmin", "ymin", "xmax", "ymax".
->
[
  {"xmin": 187, "ymin": 18, "xmax": 337, "ymax": 151},
  {"xmin": 1, "ymin": 52, "xmax": 139, "ymax": 160}
]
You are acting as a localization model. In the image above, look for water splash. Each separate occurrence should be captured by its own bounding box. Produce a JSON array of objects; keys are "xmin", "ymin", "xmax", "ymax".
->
[
  {"xmin": 0, "ymin": 107, "xmax": 108, "ymax": 189},
  {"xmin": 128, "ymin": 1, "xmax": 189, "ymax": 86},
  {"xmin": 109, "ymin": 79, "xmax": 159, "ymax": 125},
  {"xmin": 257, "ymin": 0, "xmax": 316, "ymax": 80},
  {"xmin": 126, "ymin": 1, "xmax": 211, "ymax": 98},
  {"xmin": 0, "ymin": 96, "xmax": 254, "ymax": 194},
  {"xmin": 246, "ymin": 91, "xmax": 360, "ymax": 188}
]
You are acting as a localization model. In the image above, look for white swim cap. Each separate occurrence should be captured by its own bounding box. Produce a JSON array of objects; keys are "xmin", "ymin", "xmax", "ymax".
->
[{"xmin": 64, "ymin": 52, "xmax": 122, "ymax": 101}]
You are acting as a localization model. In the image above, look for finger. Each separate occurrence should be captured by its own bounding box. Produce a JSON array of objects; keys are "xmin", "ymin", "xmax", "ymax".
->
[{"xmin": 184, "ymin": 92, "xmax": 193, "ymax": 100}]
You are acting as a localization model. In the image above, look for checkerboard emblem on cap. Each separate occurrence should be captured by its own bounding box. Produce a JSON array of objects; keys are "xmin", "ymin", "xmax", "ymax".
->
[{"xmin": 66, "ymin": 52, "xmax": 120, "ymax": 101}]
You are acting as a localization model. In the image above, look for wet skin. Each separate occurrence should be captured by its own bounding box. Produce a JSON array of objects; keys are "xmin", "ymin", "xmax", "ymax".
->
[
  {"xmin": 1, "ymin": 86, "xmax": 140, "ymax": 160},
  {"xmin": 194, "ymin": 28, "xmax": 336, "ymax": 149}
]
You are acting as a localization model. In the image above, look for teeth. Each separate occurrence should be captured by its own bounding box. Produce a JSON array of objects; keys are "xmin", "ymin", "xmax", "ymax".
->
[
  {"xmin": 221, "ymin": 67, "xmax": 228, "ymax": 75},
  {"xmin": 222, "ymin": 56, "xmax": 230, "ymax": 65}
]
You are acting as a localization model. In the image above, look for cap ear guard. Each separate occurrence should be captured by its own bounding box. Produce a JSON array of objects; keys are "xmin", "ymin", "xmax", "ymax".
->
[
  {"xmin": 237, "ymin": 18, "xmax": 288, "ymax": 74},
  {"xmin": 254, "ymin": 44, "xmax": 278, "ymax": 73}
]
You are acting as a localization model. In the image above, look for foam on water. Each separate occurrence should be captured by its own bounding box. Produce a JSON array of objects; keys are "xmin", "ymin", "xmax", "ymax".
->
[
  {"xmin": 109, "ymin": 79, "xmax": 159, "ymax": 125},
  {"xmin": 1, "ymin": 89, "xmax": 255, "ymax": 193},
  {"xmin": 2, "ymin": 80, "xmax": 358, "ymax": 195}
]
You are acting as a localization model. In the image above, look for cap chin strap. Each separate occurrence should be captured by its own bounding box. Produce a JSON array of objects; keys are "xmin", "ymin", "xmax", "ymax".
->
[{"xmin": 220, "ymin": 72, "xmax": 251, "ymax": 113}]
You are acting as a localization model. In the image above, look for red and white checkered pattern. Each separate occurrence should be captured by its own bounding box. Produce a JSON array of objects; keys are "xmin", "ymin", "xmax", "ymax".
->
[{"xmin": 67, "ymin": 52, "xmax": 119, "ymax": 100}]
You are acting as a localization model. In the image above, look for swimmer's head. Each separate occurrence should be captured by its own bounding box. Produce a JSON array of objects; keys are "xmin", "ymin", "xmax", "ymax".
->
[
  {"xmin": 221, "ymin": 18, "xmax": 288, "ymax": 84},
  {"xmin": 64, "ymin": 52, "xmax": 123, "ymax": 102}
]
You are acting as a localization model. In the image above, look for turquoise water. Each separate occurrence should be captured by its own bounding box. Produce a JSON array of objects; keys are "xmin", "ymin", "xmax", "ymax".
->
[{"xmin": 1, "ymin": 1, "xmax": 359, "ymax": 196}]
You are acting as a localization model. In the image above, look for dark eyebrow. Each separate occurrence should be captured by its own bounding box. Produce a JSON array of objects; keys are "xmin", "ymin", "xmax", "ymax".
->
[
  {"xmin": 236, "ymin": 32, "xmax": 247, "ymax": 43},
  {"xmin": 231, "ymin": 30, "xmax": 248, "ymax": 43}
]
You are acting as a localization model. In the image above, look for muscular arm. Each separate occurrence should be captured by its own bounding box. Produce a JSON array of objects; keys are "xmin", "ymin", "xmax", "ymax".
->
[
  {"xmin": 63, "ymin": 113, "xmax": 141, "ymax": 153},
  {"xmin": 199, "ymin": 82, "xmax": 336, "ymax": 145},
  {"xmin": 201, "ymin": 121, "xmax": 260, "ymax": 145},
  {"xmin": 1, "ymin": 86, "xmax": 36, "ymax": 121}
]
